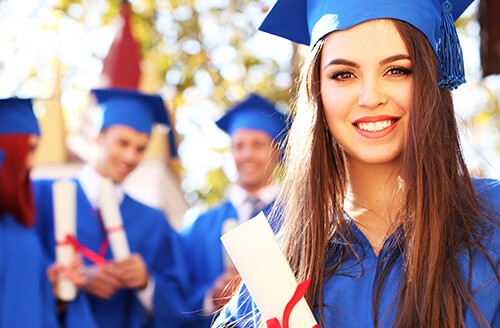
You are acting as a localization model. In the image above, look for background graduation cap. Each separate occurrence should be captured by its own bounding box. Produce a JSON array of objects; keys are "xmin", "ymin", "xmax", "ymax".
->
[
  {"xmin": 216, "ymin": 93, "xmax": 289, "ymax": 145},
  {"xmin": 92, "ymin": 88, "xmax": 178, "ymax": 158},
  {"xmin": 259, "ymin": 0, "xmax": 474, "ymax": 89},
  {"xmin": 0, "ymin": 98, "xmax": 40, "ymax": 136}
]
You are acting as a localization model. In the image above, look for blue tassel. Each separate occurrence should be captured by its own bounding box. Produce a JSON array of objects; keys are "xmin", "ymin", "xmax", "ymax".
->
[{"xmin": 437, "ymin": 0, "xmax": 466, "ymax": 90}]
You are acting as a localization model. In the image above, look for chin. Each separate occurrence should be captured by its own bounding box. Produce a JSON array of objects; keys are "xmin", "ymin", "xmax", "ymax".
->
[
  {"xmin": 240, "ymin": 179, "xmax": 265, "ymax": 191},
  {"xmin": 111, "ymin": 174, "xmax": 127, "ymax": 183},
  {"xmin": 355, "ymin": 153, "xmax": 403, "ymax": 166}
]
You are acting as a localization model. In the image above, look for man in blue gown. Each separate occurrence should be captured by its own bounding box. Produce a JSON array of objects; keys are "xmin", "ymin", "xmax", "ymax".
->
[
  {"xmin": 0, "ymin": 97, "xmax": 96, "ymax": 328},
  {"xmin": 181, "ymin": 93, "xmax": 289, "ymax": 327},
  {"xmin": 34, "ymin": 89, "xmax": 189, "ymax": 328}
]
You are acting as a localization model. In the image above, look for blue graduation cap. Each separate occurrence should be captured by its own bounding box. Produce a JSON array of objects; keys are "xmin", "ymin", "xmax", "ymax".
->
[
  {"xmin": 92, "ymin": 88, "xmax": 178, "ymax": 157},
  {"xmin": 259, "ymin": 0, "xmax": 474, "ymax": 89},
  {"xmin": 0, "ymin": 98, "xmax": 40, "ymax": 136},
  {"xmin": 216, "ymin": 93, "xmax": 289, "ymax": 144}
]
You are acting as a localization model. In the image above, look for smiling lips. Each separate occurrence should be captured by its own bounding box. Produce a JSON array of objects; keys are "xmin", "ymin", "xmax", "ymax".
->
[
  {"xmin": 352, "ymin": 116, "xmax": 400, "ymax": 138},
  {"xmin": 357, "ymin": 119, "xmax": 397, "ymax": 132}
]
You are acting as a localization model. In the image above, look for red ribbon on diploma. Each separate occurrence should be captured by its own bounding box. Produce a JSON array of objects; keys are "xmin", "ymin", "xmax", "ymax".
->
[
  {"xmin": 106, "ymin": 225, "xmax": 124, "ymax": 233},
  {"xmin": 57, "ymin": 235, "xmax": 108, "ymax": 267},
  {"xmin": 97, "ymin": 225, "xmax": 125, "ymax": 257},
  {"xmin": 266, "ymin": 278, "xmax": 319, "ymax": 328}
]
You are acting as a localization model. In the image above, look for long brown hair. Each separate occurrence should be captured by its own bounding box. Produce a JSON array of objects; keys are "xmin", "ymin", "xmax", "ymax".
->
[
  {"xmin": 274, "ymin": 19, "xmax": 499, "ymax": 328},
  {"xmin": 0, "ymin": 135, "xmax": 36, "ymax": 227}
]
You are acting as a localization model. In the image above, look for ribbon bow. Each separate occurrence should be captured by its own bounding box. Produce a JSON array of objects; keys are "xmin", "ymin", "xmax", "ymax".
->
[
  {"xmin": 266, "ymin": 278, "xmax": 319, "ymax": 328},
  {"xmin": 57, "ymin": 234, "xmax": 108, "ymax": 267}
]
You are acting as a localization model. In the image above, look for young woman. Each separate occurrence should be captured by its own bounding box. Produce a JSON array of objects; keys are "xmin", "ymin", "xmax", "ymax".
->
[
  {"xmin": 0, "ymin": 98, "xmax": 94, "ymax": 328},
  {"xmin": 213, "ymin": 0, "xmax": 500, "ymax": 327}
]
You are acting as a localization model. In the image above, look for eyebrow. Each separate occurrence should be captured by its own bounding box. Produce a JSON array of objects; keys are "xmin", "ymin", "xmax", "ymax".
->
[
  {"xmin": 323, "ymin": 54, "xmax": 411, "ymax": 72},
  {"xmin": 323, "ymin": 58, "xmax": 359, "ymax": 72},
  {"xmin": 379, "ymin": 54, "xmax": 411, "ymax": 66}
]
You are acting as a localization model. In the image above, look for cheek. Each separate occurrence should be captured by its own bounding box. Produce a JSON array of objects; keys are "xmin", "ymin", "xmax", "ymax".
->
[
  {"xmin": 232, "ymin": 149, "xmax": 243, "ymax": 165},
  {"xmin": 259, "ymin": 149, "xmax": 273, "ymax": 165},
  {"xmin": 321, "ymin": 80, "xmax": 351, "ymax": 119},
  {"xmin": 105, "ymin": 146, "xmax": 122, "ymax": 165},
  {"xmin": 132, "ymin": 151, "xmax": 145, "ymax": 164},
  {"xmin": 321, "ymin": 95, "xmax": 349, "ymax": 133},
  {"xmin": 24, "ymin": 153, "xmax": 34, "ymax": 172},
  {"xmin": 402, "ymin": 90, "xmax": 413, "ymax": 114},
  {"xmin": 392, "ymin": 82, "xmax": 413, "ymax": 113}
]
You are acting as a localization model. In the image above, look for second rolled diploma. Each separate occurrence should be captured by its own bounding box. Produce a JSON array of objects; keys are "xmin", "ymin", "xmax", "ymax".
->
[{"xmin": 99, "ymin": 178, "xmax": 130, "ymax": 261}]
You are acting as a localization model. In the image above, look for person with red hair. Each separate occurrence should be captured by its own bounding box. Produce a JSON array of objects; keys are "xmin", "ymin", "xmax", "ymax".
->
[
  {"xmin": 0, "ymin": 97, "xmax": 95, "ymax": 328},
  {"xmin": 0, "ymin": 133, "xmax": 38, "ymax": 227}
]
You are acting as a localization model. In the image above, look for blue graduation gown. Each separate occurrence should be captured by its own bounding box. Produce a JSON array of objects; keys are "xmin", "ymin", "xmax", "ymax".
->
[
  {"xmin": 212, "ymin": 178, "xmax": 500, "ymax": 327},
  {"xmin": 181, "ymin": 200, "xmax": 276, "ymax": 328},
  {"xmin": 34, "ymin": 179, "xmax": 190, "ymax": 328},
  {"xmin": 0, "ymin": 214, "xmax": 60, "ymax": 328}
]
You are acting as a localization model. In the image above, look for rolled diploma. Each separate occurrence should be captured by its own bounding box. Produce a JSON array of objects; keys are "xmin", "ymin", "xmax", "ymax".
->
[
  {"xmin": 221, "ymin": 218, "xmax": 238, "ymax": 270},
  {"xmin": 221, "ymin": 213, "xmax": 318, "ymax": 328},
  {"xmin": 99, "ymin": 178, "xmax": 130, "ymax": 261},
  {"xmin": 53, "ymin": 180, "xmax": 77, "ymax": 301}
]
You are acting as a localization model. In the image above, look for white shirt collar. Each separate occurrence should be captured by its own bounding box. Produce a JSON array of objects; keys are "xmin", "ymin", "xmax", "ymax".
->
[
  {"xmin": 77, "ymin": 164, "xmax": 125, "ymax": 209},
  {"xmin": 229, "ymin": 183, "xmax": 280, "ymax": 223},
  {"xmin": 230, "ymin": 184, "xmax": 280, "ymax": 206}
]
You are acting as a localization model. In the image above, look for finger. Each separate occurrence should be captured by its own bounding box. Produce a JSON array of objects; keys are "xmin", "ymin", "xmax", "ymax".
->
[
  {"xmin": 69, "ymin": 255, "xmax": 84, "ymax": 270},
  {"xmin": 86, "ymin": 276, "xmax": 119, "ymax": 299},
  {"xmin": 59, "ymin": 269, "xmax": 87, "ymax": 288},
  {"xmin": 115, "ymin": 255, "xmax": 144, "ymax": 271},
  {"xmin": 87, "ymin": 265, "xmax": 123, "ymax": 289},
  {"xmin": 100, "ymin": 271, "xmax": 123, "ymax": 288},
  {"xmin": 46, "ymin": 264, "xmax": 61, "ymax": 283}
]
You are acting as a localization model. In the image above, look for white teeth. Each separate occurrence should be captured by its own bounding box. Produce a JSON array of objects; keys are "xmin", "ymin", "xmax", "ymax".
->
[{"xmin": 357, "ymin": 119, "xmax": 395, "ymax": 132}]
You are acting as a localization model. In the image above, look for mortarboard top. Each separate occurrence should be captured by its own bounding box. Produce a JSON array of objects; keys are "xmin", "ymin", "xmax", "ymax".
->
[
  {"xmin": 92, "ymin": 88, "xmax": 178, "ymax": 157},
  {"xmin": 259, "ymin": 0, "xmax": 474, "ymax": 89},
  {"xmin": 216, "ymin": 93, "xmax": 289, "ymax": 144},
  {"xmin": 0, "ymin": 98, "xmax": 40, "ymax": 136}
]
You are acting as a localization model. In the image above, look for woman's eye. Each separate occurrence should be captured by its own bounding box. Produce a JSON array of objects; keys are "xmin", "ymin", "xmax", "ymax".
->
[
  {"xmin": 386, "ymin": 67, "xmax": 412, "ymax": 76},
  {"xmin": 330, "ymin": 71, "xmax": 354, "ymax": 81}
]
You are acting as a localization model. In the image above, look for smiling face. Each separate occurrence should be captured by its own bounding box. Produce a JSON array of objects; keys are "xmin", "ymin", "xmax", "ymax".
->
[
  {"xmin": 95, "ymin": 125, "xmax": 150, "ymax": 183},
  {"xmin": 320, "ymin": 19, "xmax": 413, "ymax": 167},
  {"xmin": 232, "ymin": 128, "xmax": 279, "ymax": 193}
]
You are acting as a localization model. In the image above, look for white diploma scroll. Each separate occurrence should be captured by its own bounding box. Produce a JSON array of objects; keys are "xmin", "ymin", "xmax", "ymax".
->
[
  {"xmin": 221, "ymin": 213, "xmax": 318, "ymax": 328},
  {"xmin": 221, "ymin": 218, "xmax": 238, "ymax": 270},
  {"xmin": 53, "ymin": 180, "xmax": 77, "ymax": 301},
  {"xmin": 99, "ymin": 178, "xmax": 130, "ymax": 261}
]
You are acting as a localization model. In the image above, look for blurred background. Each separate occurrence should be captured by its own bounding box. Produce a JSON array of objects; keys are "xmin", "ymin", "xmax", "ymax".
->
[{"xmin": 0, "ymin": 0, "xmax": 499, "ymax": 229}]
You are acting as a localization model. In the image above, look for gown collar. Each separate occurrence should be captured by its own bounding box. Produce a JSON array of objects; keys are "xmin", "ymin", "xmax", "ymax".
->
[
  {"xmin": 77, "ymin": 164, "xmax": 125, "ymax": 209},
  {"xmin": 329, "ymin": 215, "xmax": 405, "ymax": 258}
]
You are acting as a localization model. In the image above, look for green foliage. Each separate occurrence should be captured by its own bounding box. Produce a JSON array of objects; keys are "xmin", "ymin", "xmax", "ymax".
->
[{"xmin": 202, "ymin": 167, "xmax": 232, "ymax": 206}]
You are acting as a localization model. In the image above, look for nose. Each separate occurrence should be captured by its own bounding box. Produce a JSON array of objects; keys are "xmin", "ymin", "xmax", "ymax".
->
[
  {"xmin": 123, "ymin": 148, "xmax": 139, "ymax": 165},
  {"xmin": 242, "ymin": 146, "xmax": 257, "ymax": 160},
  {"xmin": 357, "ymin": 77, "xmax": 387, "ymax": 109}
]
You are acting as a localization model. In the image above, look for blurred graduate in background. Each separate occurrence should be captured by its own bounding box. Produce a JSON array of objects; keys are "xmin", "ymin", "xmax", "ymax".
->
[
  {"xmin": 34, "ymin": 88, "xmax": 190, "ymax": 328},
  {"xmin": 0, "ymin": 97, "xmax": 95, "ymax": 328},
  {"xmin": 182, "ymin": 93, "xmax": 289, "ymax": 327}
]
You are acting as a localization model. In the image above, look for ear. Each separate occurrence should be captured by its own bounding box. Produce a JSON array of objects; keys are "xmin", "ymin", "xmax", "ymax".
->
[{"xmin": 95, "ymin": 130, "xmax": 106, "ymax": 145}]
